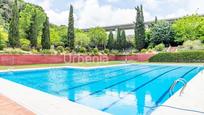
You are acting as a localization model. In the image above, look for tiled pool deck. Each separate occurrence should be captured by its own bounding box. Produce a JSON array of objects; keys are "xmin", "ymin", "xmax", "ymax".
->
[
  {"xmin": 0, "ymin": 64, "xmax": 203, "ymax": 115},
  {"xmin": 0, "ymin": 94, "xmax": 35, "ymax": 115}
]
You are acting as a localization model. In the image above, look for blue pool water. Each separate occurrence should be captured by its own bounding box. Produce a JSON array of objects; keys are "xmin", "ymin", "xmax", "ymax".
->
[{"xmin": 0, "ymin": 64, "xmax": 203, "ymax": 115}]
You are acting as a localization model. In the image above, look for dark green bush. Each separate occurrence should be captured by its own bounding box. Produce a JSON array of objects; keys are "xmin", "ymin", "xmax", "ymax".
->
[
  {"xmin": 149, "ymin": 51, "xmax": 204, "ymax": 62},
  {"xmin": 0, "ymin": 43, "xmax": 5, "ymax": 50},
  {"xmin": 92, "ymin": 48, "xmax": 99, "ymax": 55},
  {"xmin": 104, "ymin": 49, "xmax": 109, "ymax": 54},
  {"xmin": 79, "ymin": 47, "xmax": 86, "ymax": 53}
]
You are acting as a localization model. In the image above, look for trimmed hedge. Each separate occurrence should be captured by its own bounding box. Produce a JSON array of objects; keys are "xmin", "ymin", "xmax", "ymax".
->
[{"xmin": 149, "ymin": 51, "xmax": 204, "ymax": 62}]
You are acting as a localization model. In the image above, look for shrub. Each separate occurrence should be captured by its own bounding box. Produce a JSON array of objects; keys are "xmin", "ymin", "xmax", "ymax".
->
[
  {"xmin": 149, "ymin": 51, "xmax": 204, "ymax": 62},
  {"xmin": 110, "ymin": 50, "xmax": 119, "ymax": 55},
  {"xmin": 31, "ymin": 49, "xmax": 38, "ymax": 54},
  {"xmin": 92, "ymin": 48, "xmax": 99, "ymax": 55},
  {"xmin": 0, "ymin": 40, "xmax": 5, "ymax": 50},
  {"xmin": 2, "ymin": 48, "xmax": 30, "ymax": 54},
  {"xmin": 40, "ymin": 49, "xmax": 57, "ymax": 55},
  {"xmin": 79, "ymin": 47, "xmax": 86, "ymax": 53},
  {"xmin": 179, "ymin": 40, "xmax": 204, "ymax": 51},
  {"xmin": 65, "ymin": 47, "xmax": 70, "ymax": 53},
  {"xmin": 56, "ymin": 46, "xmax": 64, "ymax": 54},
  {"xmin": 20, "ymin": 39, "xmax": 31, "ymax": 51},
  {"xmin": 36, "ymin": 45, "xmax": 42, "ymax": 51},
  {"xmin": 154, "ymin": 43, "xmax": 165, "ymax": 51},
  {"xmin": 141, "ymin": 49, "xmax": 147, "ymax": 53},
  {"xmin": 104, "ymin": 49, "xmax": 110, "ymax": 54}
]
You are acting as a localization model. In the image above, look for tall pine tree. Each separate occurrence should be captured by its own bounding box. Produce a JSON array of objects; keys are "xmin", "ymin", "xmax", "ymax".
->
[
  {"xmin": 107, "ymin": 31, "xmax": 114, "ymax": 50},
  {"xmin": 134, "ymin": 5, "xmax": 145, "ymax": 51},
  {"xmin": 41, "ymin": 16, "xmax": 51, "ymax": 49},
  {"xmin": 121, "ymin": 30, "xmax": 127, "ymax": 50},
  {"xmin": 67, "ymin": 5, "xmax": 75, "ymax": 50},
  {"xmin": 8, "ymin": 0, "xmax": 20, "ymax": 48},
  {"xmin": 29, "ymin": 10, "xmax": 38, "ymax": 48}
]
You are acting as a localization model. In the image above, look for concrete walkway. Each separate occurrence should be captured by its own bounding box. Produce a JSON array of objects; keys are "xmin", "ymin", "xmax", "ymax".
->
[{"xmin": 0, "ymin": 94, "xmax": 35, "ymax": 115}]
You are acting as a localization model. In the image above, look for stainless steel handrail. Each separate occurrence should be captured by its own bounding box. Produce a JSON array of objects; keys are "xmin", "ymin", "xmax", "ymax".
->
[{"xmin": 169, "ymin": 78, "xmax": 187, "ymax": 96}]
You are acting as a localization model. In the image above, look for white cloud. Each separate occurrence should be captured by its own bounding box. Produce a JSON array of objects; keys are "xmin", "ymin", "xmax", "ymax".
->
[
  {"xmin": 74, "ymin": 0, "xmax": 137, "ymax": 28},
  {"xmin": 107, "ymin": 0, "xmax": 119, "ymax": 3},
  {"xmin": 25, "ymin": 0, "xmax": 204, "ymax": 29},
  {"xmin": 25, "ymin": 0, "xmax": 69, "ymax": 25}
]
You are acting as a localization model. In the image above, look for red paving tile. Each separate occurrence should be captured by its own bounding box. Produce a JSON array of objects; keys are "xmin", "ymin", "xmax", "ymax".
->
[{"xmin": 0, "ymin": 94, "xmax": 35, "ymax": 115}]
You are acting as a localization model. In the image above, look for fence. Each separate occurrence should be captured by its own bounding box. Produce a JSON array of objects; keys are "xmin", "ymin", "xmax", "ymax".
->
[{"xmin": 0, "ymin": 53, "xmax": 155, "ymax": 65}]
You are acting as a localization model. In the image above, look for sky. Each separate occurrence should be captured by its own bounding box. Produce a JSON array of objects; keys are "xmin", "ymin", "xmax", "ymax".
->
[{"xmin": 25, "ymin": 0, "xmax": 204, "ymax": 29}]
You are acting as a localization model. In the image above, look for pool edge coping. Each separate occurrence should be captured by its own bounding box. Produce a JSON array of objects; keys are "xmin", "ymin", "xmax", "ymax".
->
[
  {"xmin": 0, "ymin": 63, "xmax": 203, "ymax": 73},
  {"xmin": 0, "ymin": 63, "xmax": 134, "ymax": 72}
]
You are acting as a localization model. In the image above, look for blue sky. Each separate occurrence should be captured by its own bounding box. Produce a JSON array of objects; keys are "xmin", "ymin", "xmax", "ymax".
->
[{"xmin": 25, "ymin": 0, "xmax": 204, "ymax": 28}]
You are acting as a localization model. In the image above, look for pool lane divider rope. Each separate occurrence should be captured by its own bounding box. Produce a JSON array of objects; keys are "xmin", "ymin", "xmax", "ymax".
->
[
  {"xmin": 74, "ymin": 66, "xmax": 173, "ymax": 101},
  {"xmin": 60, "ymin": 65, "xmax": 165, "ymax": 93},
  {"xmin": 101, "ymin": 66, "xmax": 182, "ymax": 111},
  {"xmin": 155, "ymin": 67, "xmax": 198, "ymax": 105}
]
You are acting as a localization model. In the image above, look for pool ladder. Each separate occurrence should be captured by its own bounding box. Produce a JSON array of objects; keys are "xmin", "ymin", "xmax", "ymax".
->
[{"xmin": 169, "ymin": 78, "xmax": 187, "ymax": 96}]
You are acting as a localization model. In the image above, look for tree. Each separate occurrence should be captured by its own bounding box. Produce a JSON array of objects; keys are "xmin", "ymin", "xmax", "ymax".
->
[
  {"xmin": 150, "ymin": 21, "xmax": 175, "ymax": 46},
  {"xmin": 116, "ymin": 28, "xmax": 122, "ymax": 50},
  {"xmin": 121, "ymin": 30, "xmax": 127, "ymax": 49},
  {"xmin": 88, "ymin": 27, "xmax": 107, "ymax": 49},
  {"xmin": 134, "ymin": 5, "xmax": 145, "ymax": 51},
  {"xmin": 75, "ymin": 29, "xmax": 90, "ymax": 48},
  {"xmin": 172, "ymin": 14, "xmax": 204, "ymax": 42},
  {"xmin": 8, "ymin": 0, "xmax": 20, "ymax": 48},
  {"xmin": 107, "ymin": 31, "xmax": 114, "ymax": 50},
  {"xmin": 41, "ymin": 16, "xmax": 50, "ymax": 49},
  {"xmin": 66, "ymin": 5, "xmax": 75, "ymax": 49},
  {"xmin": 0, "ymin": 26, "xmax": 7, "ymax": 50},
  {"xmin": 27, "ymin": 9, "xmax": 38, "ymax": 48},
  {"xmin": 19, "ymin": 3, "xmax": 46, "ymax": 45},
  {"xmin": 0, "ymin": 0, "xmax": 24, "ymax": 28},
  {"xmin": 50, "ymin": 24, "xmax": 62, "ymax": 45}
]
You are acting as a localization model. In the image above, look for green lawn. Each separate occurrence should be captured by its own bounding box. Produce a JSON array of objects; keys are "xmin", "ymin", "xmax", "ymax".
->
[{"xmin": 0, "ymin": 61, "xmax": 203, "ymax": 70}]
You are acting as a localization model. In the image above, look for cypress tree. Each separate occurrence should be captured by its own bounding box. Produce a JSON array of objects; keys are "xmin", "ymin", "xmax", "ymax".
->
[
  {"xmin": 116, "ymin": 28, "xmax": 122, "ymax": 50},
  {"xmin": 41, "ymin": 16, "xmax": 51, "ymax": 49},
  {"xmin": 29, "ymin": 10, "xmax": 38, "ymax": 48},
  {"xmin": 121, "ymin": 30, "xmax": 127, "ymax": 50},
  {"xmin": 67, "ymin": 5, "xmax": 75, "ymax": 50},
  {"xmin": 155, "ymin": 16, "xmax": 158, "ymax": 23},
  {"xmin": 134, "ymin": 5, "xmax": 145, "ymax": 51},
  {"xmin": 107, "ymin": 31, "xmax": 114, "ymax": 50},
  {"xmin": 8, "ymin": 0, "xmax": 20, "ymax": 48}
]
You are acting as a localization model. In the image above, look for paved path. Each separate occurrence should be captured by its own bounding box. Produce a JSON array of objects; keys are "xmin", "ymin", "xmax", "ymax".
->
[{"xmin": 0, "ymin": 94, "xmax": 35, "ymax": 115}]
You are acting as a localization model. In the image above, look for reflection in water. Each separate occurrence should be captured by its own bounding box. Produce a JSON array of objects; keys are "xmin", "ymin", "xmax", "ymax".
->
[{"xmin": 0, "ymin": 65, "xmax": 202, "ymax": 115}]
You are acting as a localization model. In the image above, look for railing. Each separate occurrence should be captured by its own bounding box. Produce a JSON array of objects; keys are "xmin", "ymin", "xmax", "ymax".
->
[{"xmin": 169, "ymin": 78, "xmax": 187, "ymax": 96}]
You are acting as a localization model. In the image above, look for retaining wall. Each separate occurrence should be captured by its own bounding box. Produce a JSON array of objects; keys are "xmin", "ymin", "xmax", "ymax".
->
[{"xmin": 0, "ymin": 54, "xmax": 155, "ymax": 65}]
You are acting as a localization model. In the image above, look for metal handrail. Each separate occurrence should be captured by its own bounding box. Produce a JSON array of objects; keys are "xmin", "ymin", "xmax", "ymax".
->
[{"xmin": 169, "ymin": 78, "xmax": 187, "ymax": 96}]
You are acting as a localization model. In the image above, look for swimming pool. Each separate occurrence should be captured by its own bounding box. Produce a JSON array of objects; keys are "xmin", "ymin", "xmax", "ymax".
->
[{"xmin": 0, "ymin": 64, "xmax": 203, "ymax": 115}]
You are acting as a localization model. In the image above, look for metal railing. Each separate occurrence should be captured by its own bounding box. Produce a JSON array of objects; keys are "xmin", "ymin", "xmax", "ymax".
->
[{"xmin": 169, "ymin": 78, "xmax": 187, "ymax": 96}]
